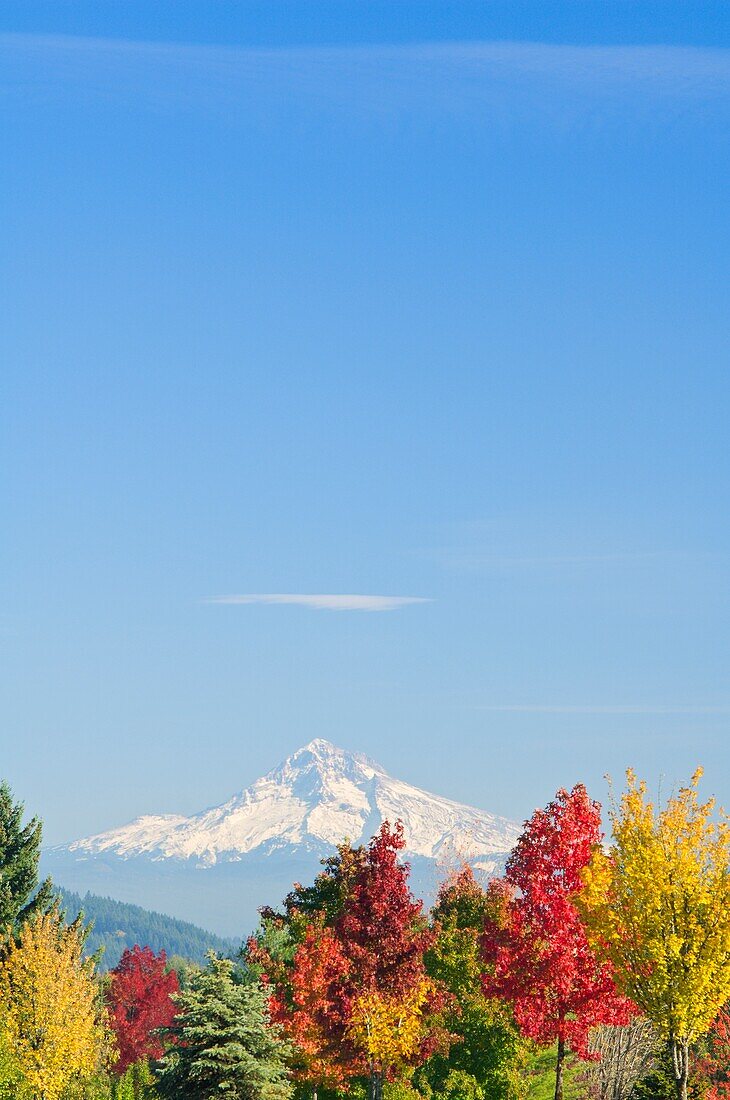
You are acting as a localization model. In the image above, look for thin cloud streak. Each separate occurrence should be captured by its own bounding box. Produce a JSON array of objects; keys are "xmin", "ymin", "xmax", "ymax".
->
[
  {"xmin": 1, "ymin": 34, "xmax": 729, "ymax": 125},
  {"xmin": 207, "ymin": 594, "xmax": 431, "ymax": 612},
  {"xmin": 478, "ymin": 704, "xmax": 730, "ymax": 715},
  {"xmin": 436, "ymin": 551, "xmax": 669, "ymax": 570}
]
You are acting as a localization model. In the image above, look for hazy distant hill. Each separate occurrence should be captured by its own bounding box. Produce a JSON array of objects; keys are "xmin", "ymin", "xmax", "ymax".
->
[{"xmin": 59, "ymin": 889, "xmax": 237, "ymax": 970}]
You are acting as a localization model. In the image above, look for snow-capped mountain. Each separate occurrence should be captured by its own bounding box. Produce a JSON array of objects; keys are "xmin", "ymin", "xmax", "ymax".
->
[{"xmin": 44, "ymin": 740, "xmax": 519, "ymax": 937}]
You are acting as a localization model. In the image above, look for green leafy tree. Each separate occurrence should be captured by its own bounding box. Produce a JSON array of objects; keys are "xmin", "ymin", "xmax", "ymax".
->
[
  {"xmin": 153, "ymin": 954, "xmax": 292, "ymax": 1100},
  {"xmin": 249, "ymin": 841, "xmax": 367, "ymax": 985},
  {"xmin": 108, "ymin": 1061, "xmax": 157, "ymax": 1100},
  {"xmin": 0, "ymin": 782, "xmax": 54, "ymax": 935},
  {"xmin": 414, "ymin": 867, "xmax": 528, "ymax": 1100}
]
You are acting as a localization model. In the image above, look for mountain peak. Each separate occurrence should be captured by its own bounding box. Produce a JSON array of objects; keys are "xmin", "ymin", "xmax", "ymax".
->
[
  {"xmin": 58, "ymin": 741, "xmax": 520, "ymax": 870},
  {"xmin": 273, "ymin": 739, "xmax": 384, "ymax": 782},
  {"xmin": 301, "ymin": 737, "xmax": 338, "ymax": 754},
  {"xmin": 291, "ymin": 737, "xmax": 346, "ymax": 764},
  {"xmin": 47, "ymin": 742, "xmax": 521, "ymax": 935}
]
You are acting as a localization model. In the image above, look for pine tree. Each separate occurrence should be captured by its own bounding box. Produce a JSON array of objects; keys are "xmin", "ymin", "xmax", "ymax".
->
[
  {"xmin": 0, "ymin": 782, "xmax": 54, "ymax": 935},
  {"xmin": 153, "ymin": 954, "xmax": 292, "ymax": 1100}
]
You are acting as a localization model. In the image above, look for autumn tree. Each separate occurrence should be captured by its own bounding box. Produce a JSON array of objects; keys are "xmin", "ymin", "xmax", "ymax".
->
[
  {"xmin": 271, "ymin": 840, "xmax": 367, "ymax": 930},
  {"xmin": 0, "ymin": 782, "xmax": 54, "ymax": 937},
  {"xmin": 257, "ymin": 822, "xmax": 448, "ymax": 1100},
  {"xmin": 268, "ymin": 920, "xmax": 354, "ymax": 1097},
  {"xmin": 154, "ymin": 953, "xmax": 292, "ymax": 1100},
  {"xmin": 349, "ymin": 979, "xmax": 439, "ymax": 1100},
  {"xmin": 482, "ymin": 785, "xmax": 635, "ymax": 1100},
  {"xmin": 107, "ymin": 945, "xmax": 179, "ymax": 1077},
  {"xmin": 0, "ymin": 908, "xmax": 109, "ymax": 1100},
  {"xmin": 336, "ymin": 821, "xmax": 448, "ymax": 1100},
  {"xmin": 0, "ymin": 1005, "xmax": 23, "ymax": 1100},
  {"xmin": 579, "ymin": 769, "xmax": 730, "ymax": 1100},
  {"xmin": 415, "ymin": 866, "xmax": 528, "ymax": 1100},
  {"xmin": 248, "ymin": 843, "xmax": 368, "ymax": 1099}
]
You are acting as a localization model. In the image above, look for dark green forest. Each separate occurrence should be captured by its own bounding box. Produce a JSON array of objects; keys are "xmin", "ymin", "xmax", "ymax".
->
[{"xmin": 58, "ymin": 888, "xmax": 237, "ymax": 970}]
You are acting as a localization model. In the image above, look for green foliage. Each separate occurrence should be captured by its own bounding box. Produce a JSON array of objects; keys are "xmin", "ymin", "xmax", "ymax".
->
[
  {"xmin": 62, "ymin": 1072, "xmax": 114, "ymax": 1100},
  {"xmin": 164, "ymin": 954, "xmax": 202, "ymax": 990},
  {"xmin": 252, "ymin": 841, "xmax": 368, "ymax": 968},
  {"xmin": 415, "ymin": 868, "xmax": 529, "ymax": 1100},
  {"xmin": 57, "ymin": 890, "xmax": 236, "ymax": 970},
  {"xmin": 107, "ymin": 1061, "xmax": 158, "ymax": 1100},
  {"xmin": 382, "ymin": 1083, "xmax": 421, "ymax": 1100},
  {"xmin": 153, "ymin": 954, "xmax": 292, "ymax": 1100},
  {"xmin": 0, "ymin": 781, "xmax": 54, "ymax": 934},
  {"xmin": 631, "ymin": 1043, "xmax": 706, "ymax": 1100},
  {"xmin": 523, "ymin": 1047, "xmax": 579, "ymax": 1100}
]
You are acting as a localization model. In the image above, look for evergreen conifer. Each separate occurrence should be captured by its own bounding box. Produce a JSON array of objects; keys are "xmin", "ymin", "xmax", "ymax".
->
[
  {"xmin": 154, "ymin": 954, "xmax": 292, "ymax": 1100},
  {"xmin": 0, "ymin": 782, "xmax": 53, "ymax": 933}
]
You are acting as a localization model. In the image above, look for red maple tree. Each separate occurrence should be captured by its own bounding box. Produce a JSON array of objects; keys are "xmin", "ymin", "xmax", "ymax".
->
[
  {"xmin": 261, "ymin": 821, "xmax": 448, "ymax": 1100},
  {"xmin": 336, "ymin": 820, "xmax": 435, "ymax": 1000},
  {"xmin": 107, "ymin": 945, "xmax": 180, "ymax": 1073},
  {"xmin": 482, "ymin": 785, "xmax": 635, "ymax": 1100}
]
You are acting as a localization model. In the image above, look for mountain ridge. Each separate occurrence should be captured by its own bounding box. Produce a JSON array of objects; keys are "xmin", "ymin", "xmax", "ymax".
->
[
  {"xmin": 56, "ymin": 738, "xmax": 518, "ymax": 865},
  {"xmin": 43, "ymin": 740, "xmax": 519, "ymax": 936}
]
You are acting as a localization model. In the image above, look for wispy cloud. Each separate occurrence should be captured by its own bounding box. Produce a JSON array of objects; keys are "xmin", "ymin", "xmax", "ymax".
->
[
  {"xmin": 432, "ymin": 550, "xmax": 670, "ymax": 571},
  {"xmin": 1, "ymin": 35, "xmax": 729, "ymax": 128},
  {"xmin": 478, "ymin": 704, "xmax": 730, "ymax": 715},
  {"xmin": 206, "ymin": 594, "xmax": 431, "ymax": 612}
]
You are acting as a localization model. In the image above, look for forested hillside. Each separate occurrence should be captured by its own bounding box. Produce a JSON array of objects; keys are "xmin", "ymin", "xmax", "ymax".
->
[{"xmin": 58, "ymin": 889, "xmax": 237, "ymax": 969}]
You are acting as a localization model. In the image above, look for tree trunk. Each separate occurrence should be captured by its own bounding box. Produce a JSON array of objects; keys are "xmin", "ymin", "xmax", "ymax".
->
[
  {"xmin": 671, "ymin": 1038, "xmax": 690, "ymax": 1100},
  {"xmin": 554, "ymin": 1036, "xmax": 566, "ymax": 1100},
  {"xmin": 369, "ymin": 1069, "xmax": 384, "ymax": 1100}
]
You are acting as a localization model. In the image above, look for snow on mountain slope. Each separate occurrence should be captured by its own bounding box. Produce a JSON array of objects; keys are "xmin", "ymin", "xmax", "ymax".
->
[{"xmin": 58, "ymin": 739, "xmax": 520, "ymax": 867}]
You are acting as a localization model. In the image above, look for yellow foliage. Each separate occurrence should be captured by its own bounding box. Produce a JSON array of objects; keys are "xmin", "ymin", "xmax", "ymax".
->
[
  {"xmin": 349, "ymin": 980, "xmax": 432, "ymax": 1075},
  {"xmin": 579, "ymin": 768, "xmax": 730, "ymax": 1046},
  {"xmin": 0, "ymin": 911, "xmax": 109, "ymax": 1100}
]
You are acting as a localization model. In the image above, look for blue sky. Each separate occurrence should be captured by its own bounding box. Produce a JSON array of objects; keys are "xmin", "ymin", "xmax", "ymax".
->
[{"xmin": 2, "ymin": 2, "xmax": 729, "ymax": 846}]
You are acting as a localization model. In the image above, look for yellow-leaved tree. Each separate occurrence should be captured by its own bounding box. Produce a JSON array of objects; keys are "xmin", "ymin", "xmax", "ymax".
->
[
  {"xmin": 0, "ymin": 1002, "xmax": 23, "ymax": 1100},
  {"xmin": 349, "ymin": 980, "xmax": 433, "ymax": 1100},
  {"xmin": 579, "ymin": 768, "xmax": 730, "ymax": 1100},
  {"xmin": 0, "ymin": 909, "xmax": 109, "ymax": 1100}
]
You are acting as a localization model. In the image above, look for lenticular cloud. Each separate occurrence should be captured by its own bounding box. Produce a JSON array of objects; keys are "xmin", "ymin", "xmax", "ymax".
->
[{"xmin": 207, "ymin": 593, "xmax": 430, "ymax": 612}]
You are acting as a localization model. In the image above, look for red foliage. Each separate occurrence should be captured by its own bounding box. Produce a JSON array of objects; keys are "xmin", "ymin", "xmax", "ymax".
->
[
  {"xmin": 107, "ymin": 945, "xmax": 180, "ymax": 1073},
  {"xmin": 336, "ymin": 820, "xmax": 435, "ymax": 1001},
  {"xmin": 482, "ymin": 785, "xmax": 635, "ymax": 1059},
  {"xmin": 263, "ymin": 821, "xmax": 448, "ymax": 1088},
  {"xmin": 271, "ymin": 920, "xmax": 355, "ymax": 1088},
  {"xmin": 699, "ymin": 1007, "xmax": 730, "ymax": 1100}
]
